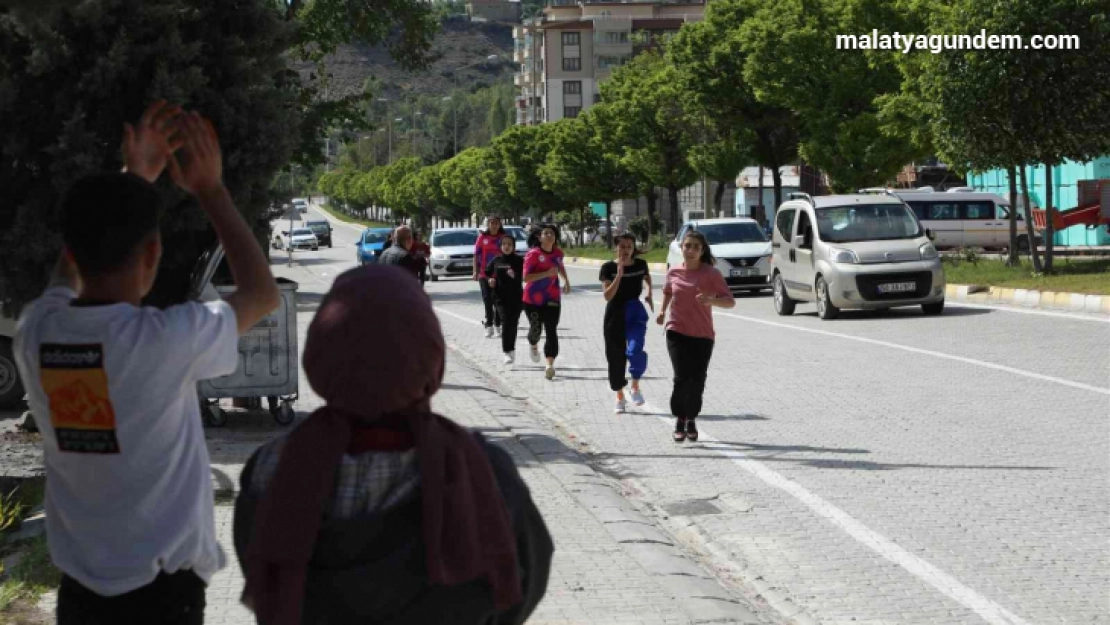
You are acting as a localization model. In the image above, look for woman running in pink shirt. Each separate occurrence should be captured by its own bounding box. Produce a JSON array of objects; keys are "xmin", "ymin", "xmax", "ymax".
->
[{"xmin": 656, "ymin": 230, "xmax": 735, "ymax": 442}]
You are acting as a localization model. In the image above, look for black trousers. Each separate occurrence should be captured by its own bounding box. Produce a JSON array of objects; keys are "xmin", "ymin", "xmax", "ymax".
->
[
  {"xmin": 666, "ymin": 330, "xmax": 715, "ymax": 419},
  {"xmin": 58, "ymin": 570, "xmax": 206, "ymax": 625},
  {"xmin": 525, "ymin": 302, "xmax": 561, "ymax": 359},
  {"xmin": 497, "ymin": 302, "xmax": 523, "ymax": 353},
  {"xmin": 479, "ymin": 280, "xmax": 501, "ymax": 328}
]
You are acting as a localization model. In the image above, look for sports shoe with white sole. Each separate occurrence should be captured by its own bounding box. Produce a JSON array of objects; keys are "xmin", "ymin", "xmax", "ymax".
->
[
  {"xmin": 495, "ymin": 326, "xmax": 502, "ymax": 337},
  {"xmin": 503, "ymin": 352, "xmax": 514, "ymax": 365},
  {"xmin": 530, "ymin": 346, "xmax": 541, "ymax": 363},
  {"xmin": 544, "ymin": 364, "xmax": 555, "ymax": 380},
  {"xmin": 630, "ymin": 388, "xmax": 645, "ymax": 406},
  {"xmin": 484, "ymin": 326, "xmax": 494, "ymax": 339},
  {"xmin": 614, "ymin": 398, "xmax": 626, "ymax": 414}
]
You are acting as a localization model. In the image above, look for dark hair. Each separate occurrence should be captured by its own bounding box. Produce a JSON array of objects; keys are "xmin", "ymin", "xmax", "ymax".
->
[
  {"xmin": 535, "ymin": 223, "xmax": 560, "ymax": 251},
  {"xmin": 484, "ymin": 214, "xmax": 503, "ymax": 236},
  {"xmin": 61, "ymin": 173, "xmax": 162, "ymax": 277},
  {"xmin": 499, "ymin": 233, "xmax": 516, "ymax": 247},
  {"xmin": 681, "ymin": 230, "xmax": 715, "ymax": 266},
  {"xmin": 615, "ymin": 232, "xmax": 642, "ymax": 256}
]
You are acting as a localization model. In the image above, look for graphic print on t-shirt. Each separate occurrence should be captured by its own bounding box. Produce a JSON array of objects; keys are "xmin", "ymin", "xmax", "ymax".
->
[{"xmin": 39, "ymin": 344, "xmax": 121, "ymax": 454}]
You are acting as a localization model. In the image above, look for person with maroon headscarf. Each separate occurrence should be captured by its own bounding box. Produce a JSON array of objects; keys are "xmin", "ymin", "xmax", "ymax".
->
[{"xmin": 233, "ymin": 265, "xmax": 553, "ymax": 625}]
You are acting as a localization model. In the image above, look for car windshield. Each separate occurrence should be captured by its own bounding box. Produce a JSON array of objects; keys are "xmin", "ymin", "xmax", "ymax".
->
[
  {"xmin": 433, "ymin": 230, "xmax": 478, "ymax": 247},
  {"xmin": 505, "ymin": 228, "xmax": 528, "ymax": 241},
  {"xmin": 306, "ymin": 222, "xmax": 328, "ymax": 230},
  {"xmin": 362, "ymin": 231, "xmax": 387, "ymax": 244},
  {"xmin": 292, "ymin": 229, "xmax": 313, "ymax": 236},
  {"xmin": 692, "ymin": 223, "xmax": 768, "ymax": 244},
  {"xmin": 816, "ymin": 204, "xmax": 922, "ymax": 242}
]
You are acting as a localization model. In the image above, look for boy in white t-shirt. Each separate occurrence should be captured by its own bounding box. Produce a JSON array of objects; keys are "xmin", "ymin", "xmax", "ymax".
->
[{"xmin": 14, "ymin": 102, "xmax": 279, "ymax": 624}]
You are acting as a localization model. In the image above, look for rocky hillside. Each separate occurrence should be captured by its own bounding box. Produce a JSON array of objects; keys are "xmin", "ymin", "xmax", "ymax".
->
[{"xmin": 296, "ymin": 17, "xmax": 517, "ymax": 101}]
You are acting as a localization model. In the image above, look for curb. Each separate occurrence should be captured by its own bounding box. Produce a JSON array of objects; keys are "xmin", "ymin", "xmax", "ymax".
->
[
  {"xmin": 446, "ymin": 344, "xmax": 783, "ymax": 625},
  {"xmin": 946, "ymin": 284, "xmax": 1110, "ymax": 314},
  {"xmin": 566, "ymin": 257, "xmax": 669, "ymax": 273}
]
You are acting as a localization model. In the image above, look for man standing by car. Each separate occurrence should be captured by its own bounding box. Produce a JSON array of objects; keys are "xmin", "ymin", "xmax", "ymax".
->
[
  {"xmin": 410, "ymin": 231, "xmax": 431, "ymax": 286},
  {"xmin": 378, "ymin": 225, "xmax": 419, "ymax": 278}
]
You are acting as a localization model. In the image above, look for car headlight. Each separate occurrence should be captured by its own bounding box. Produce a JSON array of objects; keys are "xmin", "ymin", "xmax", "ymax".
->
[
  {"xmin": 432, "ymin": 253, "xmax": 448, "ymax": 260},
  {"xmin": 919, "ymin": 242, "xmax": 938, "ymax": 260},
  {"xmin": 829, "ymin": 248, "xmax": 859, "ymax": 264}
]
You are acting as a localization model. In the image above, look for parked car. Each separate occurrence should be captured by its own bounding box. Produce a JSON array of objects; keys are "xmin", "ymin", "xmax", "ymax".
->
[
  {"xmin": 667, "ymin": 218, "xmax": 774, "ymax": 294},
  {"xmin": 0, "ymin": 312, "xmax": 24, "ymax": 409},
  {"xmin": 305, "ymin": 220, "xmax": 333, "ymax": 248},
  {"xmin": 293, "ymin": 198, "xmax": 309, "ymax": 214},
  {"xmin": 428, "ymin": 228, "xmax": 479, "ymax": 281},
  {"xmin": 285, "ymin": 227, "xmax": 319, "ymax": 251},
  {"xmin": 771, "ymin": 192, "xmax": 946, "ymax": 319},
  {"xmin": 356, "ymin": 228, "xmax": 393, "ymax": 266},
  {"xmin": 875, "ymin": 187, "xmax": 1043, "ymax": 252},
  {"xmin": 503, "ymin": 226, "xmax": 531, "ymax": 254}
]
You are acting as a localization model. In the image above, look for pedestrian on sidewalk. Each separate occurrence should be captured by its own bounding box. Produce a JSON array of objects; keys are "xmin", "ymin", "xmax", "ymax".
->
[
  {"xmin": 655, "ymin": 230, "xmax": 734, "ymax": 442},
  {"xmin": 485, "ymin": 233, "xmax": 525, "ymax": 365},
  {"xmin": 473, "ymin": 215, "xmax": 506, "ymax": 338},
  {"xmin": 379, "ymin": 225, "xmax": 419, "ymax": 277},
  {"xmin": 235, "ymin": 265, "xmax": 553, "ymax": 625},
  {"xmin": 523, "ymin": 223, "xmax": 571, "ymax": 380},
  {"xmin": 600, "ymin": 233, "xmax": 653, "ymax": 414},
  {"xmin": 14, "ymin": 102, "xmax": 280, "ymax": 624},
  {"xmin": 411, "ymin": 231, "xmax": 431, "ymax": 286}
]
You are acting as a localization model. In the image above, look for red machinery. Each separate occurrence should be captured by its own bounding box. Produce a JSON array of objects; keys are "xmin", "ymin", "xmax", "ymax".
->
[{"xmin": 1032, "ymin": 179, "xmax": 1110, "ymax": 232}]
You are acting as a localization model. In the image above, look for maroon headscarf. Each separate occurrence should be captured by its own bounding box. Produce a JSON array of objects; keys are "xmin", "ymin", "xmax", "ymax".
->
[{"xmin": 242, "ymin": 265, "xmax": 522, "ymax": 624}]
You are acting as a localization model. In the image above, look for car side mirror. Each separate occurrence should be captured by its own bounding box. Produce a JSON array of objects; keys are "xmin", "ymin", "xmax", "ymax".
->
[
  {"xmin": 926, "ymin": 229, "xmax": 936, "ymax": 242},
  {"xmin": 792, "ymin": 235, "xmax": 805, "ymax": 248},
  {"xmin": 282, "ymin": 231, "xmax": 289, "ymax": 236}
]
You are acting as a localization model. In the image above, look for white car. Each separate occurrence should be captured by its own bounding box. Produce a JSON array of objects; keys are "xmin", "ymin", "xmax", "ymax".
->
[
  {"xmin": 293, "ymin": 198, "xmax": 309, "ymax": 214},
  {"xmin": 503, "ymin": 226, "xmax": 531, "ymax": 254},
  {"xmin": 666, "ymin": 218, "xmax": 774, "ymax": 293},
  {"xmin": 428, "ymin": 228, "xmax": 479, "ymax": 281},
  {"xmin": 286, "ymin": 228, "xmax": 319, "ymax": 251}
]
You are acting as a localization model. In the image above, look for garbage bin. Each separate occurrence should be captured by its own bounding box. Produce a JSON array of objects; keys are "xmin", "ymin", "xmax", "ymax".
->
[{"xmin": 190, "ymin": 245, "xmax": 300, "ymax": 427}]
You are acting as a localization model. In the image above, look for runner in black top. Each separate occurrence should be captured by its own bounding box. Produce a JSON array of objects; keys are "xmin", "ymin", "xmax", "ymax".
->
[
  {"xmin": 485, "ymin": 234, "xmax": 525, "ymax": 365},
  {"xmin": 599, "ymin": 233, "xmax": 654, "ymax": 414}
]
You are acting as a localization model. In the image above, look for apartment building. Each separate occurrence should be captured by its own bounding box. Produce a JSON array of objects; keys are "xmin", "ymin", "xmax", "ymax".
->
[{"xmin": 513, "ymin": 0, "xmax": 706, "ymax": 126}]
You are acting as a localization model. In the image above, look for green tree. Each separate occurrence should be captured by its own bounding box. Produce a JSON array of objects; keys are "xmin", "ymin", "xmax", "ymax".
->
[
  {"xmin": 668, "ymin": 0, "xmax": 800, "ymax": 215},
  {"xmin": 689, "ymin": 123, "xmax": 750, "ymax": 218},
  {"xmin": 601, "ymin": 51, "xmax": 698, "ymax": 234},
  {"xmin": 493, "ymin": 124, "xmax": 566, "ymax": 218},
  {"xmin": 740, "ymin": 0, "xmax": 923, "ymax": 192}
]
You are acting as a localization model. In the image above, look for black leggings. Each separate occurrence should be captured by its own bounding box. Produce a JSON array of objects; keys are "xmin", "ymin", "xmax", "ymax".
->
[
  {"xmin": 497, "ymin": 302, "xmax": 523, "ymax": 354},
  {"xmin": 58, "ymin": 570, "xmax": 206, "ymax": 625},
  {"xmin": 479, "ymin": 280, "xmax": 501, "ymax": 328},
  {"xmin": 525, "ymin": 303, "xmax": 561, "ymax": 359},
  {"xmin": 666, "ymin": 330, "xmax": 714, "ymax": 419}
]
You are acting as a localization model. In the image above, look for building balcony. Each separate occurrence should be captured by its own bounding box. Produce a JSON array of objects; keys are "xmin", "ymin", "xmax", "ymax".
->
[{"xmin": 514, "ymin": 73, "xmax": 526, "ymax": 87}]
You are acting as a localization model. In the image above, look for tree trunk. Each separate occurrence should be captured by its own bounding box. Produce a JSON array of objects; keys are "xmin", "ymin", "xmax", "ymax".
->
[
  {"xmin": 757, "ymin": 165, "xmax": 764, "ymax": 222},
  {"xmin": 605, "ymin": 200, "xmax": 613, "ymax": 250},
  {"xmin": 713, "ymin": 180, "xmax": 726, "ymax": 218},
  {"xmin": 1019, "ymin": 166, "xmax": 1043, "ymax": 272},
  {"xmin": 771, "ymin": 165, "xmax": 783, "ymax": 225},
  {"xmin": 1007, "ymin": 166, "xmax": 1019, "ymax": 266},
  {"xmin": 667, "ymin": 185, "xmax": 679, "ymax": 235},
  {"xmin": 1044, "ymin": 165, "xmax": 1054, "ymax": 272},
  {"xmin": 646, "ymin": 188, "xmax": 657, "ymax": 244}
]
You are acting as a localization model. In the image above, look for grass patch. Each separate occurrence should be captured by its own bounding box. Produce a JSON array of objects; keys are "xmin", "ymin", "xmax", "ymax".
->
[
  {"xmin": 564, "ymin": 244, "xmax": 669, "ymax": 264},
  {"xmin": 0, "ymin": 535, "xmax": 60, "ymax": 622},
  {"xmin": 943, "ymin": 257, "xmax": 1110, "ymax": 295},
  {"xmin": 316, "ymin": 204, "xmax": 391, "ymax": 229}
]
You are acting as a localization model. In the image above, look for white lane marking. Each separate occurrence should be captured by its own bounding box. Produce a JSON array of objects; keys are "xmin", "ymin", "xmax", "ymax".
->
[
  {"xmin": 716, "ymin": 311, "xmax": 1110, "ymax": 396},
  {"xmin": 638, "ymin": 401, "xmax": 1030, "ymax": 625},
  {"xmin": 947, "ymin": 301, "xmax": 1110, "ymax": 323},
  {"xmin": 435, "ymin": 307, "xmax": 481, "ymax": 326}
]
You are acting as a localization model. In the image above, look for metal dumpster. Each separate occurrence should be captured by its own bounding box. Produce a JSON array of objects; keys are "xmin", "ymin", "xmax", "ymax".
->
[{"xmin": 189, "ymin": 245, "xmax": 299, "ymax": 427}]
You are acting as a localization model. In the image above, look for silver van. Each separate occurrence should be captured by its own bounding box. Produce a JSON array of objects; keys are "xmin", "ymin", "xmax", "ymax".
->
[{"xmin": 771, "ymin": 193, "xmax": 946, "ymax": 319}]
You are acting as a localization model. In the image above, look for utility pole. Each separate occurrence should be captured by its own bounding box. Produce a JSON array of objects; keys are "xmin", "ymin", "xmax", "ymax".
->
[{"xmin": 378, "ymin": 97, "xmax": 392, "ymax": 164}]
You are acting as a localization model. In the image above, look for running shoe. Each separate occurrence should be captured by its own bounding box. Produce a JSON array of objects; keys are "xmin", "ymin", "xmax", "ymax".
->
[
  {"xmin": 495, "ymin": 326, "xmax": 502, "ymax": 337},
  {"xmin": 614, "ymin": 398, "xmax": 626, "ymax": 414},
  {"xmin": 629, "ymin": 388, "xmax": 645, "ymax": 406},
  {"xmin": 673, "ymin": 417, "xmax": 687, "ymax": 443},
  {"xmin": 504, "ymin": 352, "xmax": 515, "ymax": 365},
  {"xmin": 545, "ymin": 364, "xmax": 556, "ymax": 380},
  {"xmin": 686, "ymin": 418, "xmax": 699, "ymax": 442},
  {"xmin": 485, "ymin": 326, "xmax": 494, "ymax": 338},
  {"xmin": 530, "ymin": 345, "xmax": 541, "ymax": 363}
]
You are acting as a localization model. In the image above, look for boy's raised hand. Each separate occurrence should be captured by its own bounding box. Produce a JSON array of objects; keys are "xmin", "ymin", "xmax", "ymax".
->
[
  {"xmin": 167, "ymin": 112, "xmax": 224, "ymax": 196},
  {"xmin": 122, "ymin": 100, "xmax": 183, "ymax": 183}
]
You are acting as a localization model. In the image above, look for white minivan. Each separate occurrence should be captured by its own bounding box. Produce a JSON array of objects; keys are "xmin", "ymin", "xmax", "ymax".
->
[{"xmin": 880, "ymin": 187, "xmax": 1041, "ymax": 251}]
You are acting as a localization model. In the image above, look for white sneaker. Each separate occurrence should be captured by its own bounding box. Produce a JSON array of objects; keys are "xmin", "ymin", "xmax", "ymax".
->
[
  {"xmin": 485, "ymin": 326, "xmax": 494, "ymax": 338},
  {"xmin": 614, "ymin": 398, "xmax": 626, "ymax": 414},
  {"xmin": 630, "ymin": 388, "xmax": 645, "ymax": 406},
  {"xmin": 530, "ymin": 346, "xmax": 541, "ymax": 363},
  {"xmin": 503, "ymin": 352, "xmax": 514, "ymax": 365},
  {"xmin": 495, "ymin": 326, "xmax": 502, "ymax": 337},
  {"xmin": 545, "ymin": 364, "xmax": 556, "ymax": 380}
]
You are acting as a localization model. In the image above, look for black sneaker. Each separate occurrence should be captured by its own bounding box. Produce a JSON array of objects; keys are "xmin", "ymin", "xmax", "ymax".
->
[
  {"xmin": 673, "ymin": 418, "xmax": 687, "ymax": 443},
  {"xmin": 686, "ymin": 418, "xmax": 699, "ymax": 442}
]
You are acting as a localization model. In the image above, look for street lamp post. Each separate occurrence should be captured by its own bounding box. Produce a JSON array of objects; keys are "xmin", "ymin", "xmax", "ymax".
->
[
  {"xmin": 377, "ymin": 97, "xmax": 393, "ymax": 163},
  {"xmin": 444, "ymin": 54, "xmax": 500, "ymax": 157}
]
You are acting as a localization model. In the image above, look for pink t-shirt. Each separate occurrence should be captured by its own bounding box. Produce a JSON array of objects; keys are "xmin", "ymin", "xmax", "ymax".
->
[{"xmin": 663, "ymin": 264, "xmax": 734, "ymax": 340}]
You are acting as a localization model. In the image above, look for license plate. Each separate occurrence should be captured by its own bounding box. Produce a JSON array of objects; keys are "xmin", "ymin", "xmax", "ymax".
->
[
  {"xmin": 878, "ymin": 281, "xmax": 916, "ymax": 294},
  {"xmin": 730, "ymin": 268, "xmax": 758, "ymax": 278}
]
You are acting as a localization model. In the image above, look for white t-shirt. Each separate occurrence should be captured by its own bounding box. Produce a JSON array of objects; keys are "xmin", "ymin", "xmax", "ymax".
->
[{"xmin": 14, "ymin": 287, "xmax": 239, "ymax": 596}]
